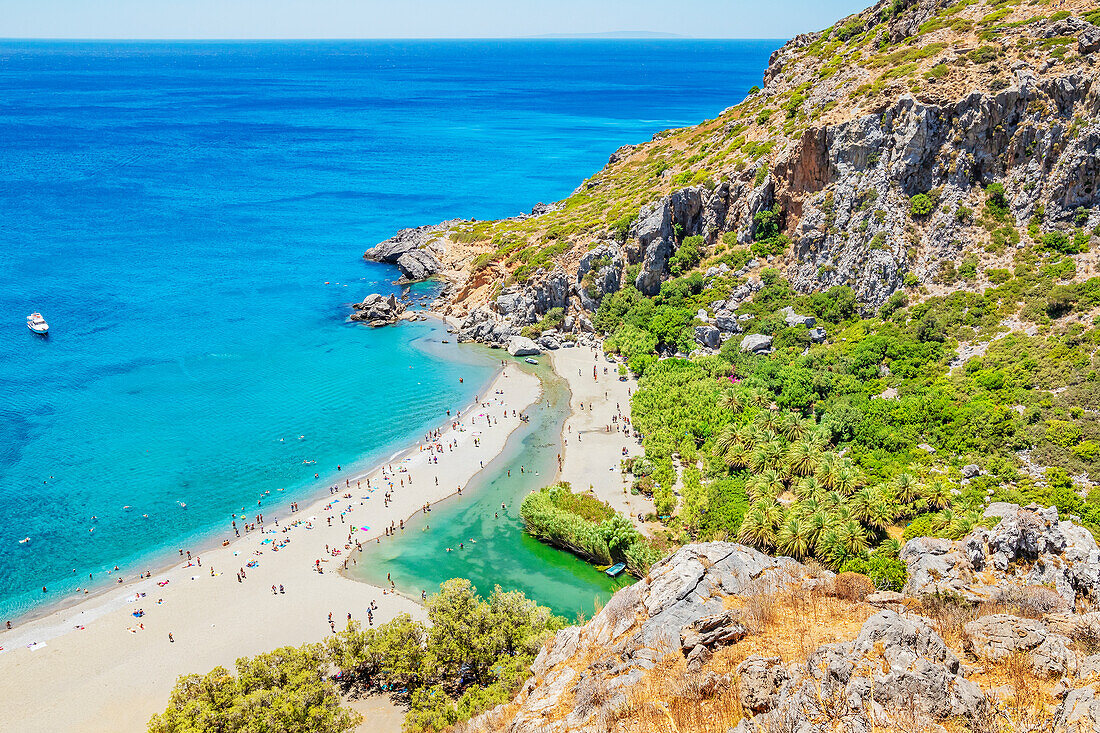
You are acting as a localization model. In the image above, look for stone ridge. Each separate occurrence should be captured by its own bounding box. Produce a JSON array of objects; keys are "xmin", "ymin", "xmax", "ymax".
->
[{"xmin": 355, "ymin": 0, "xmax": 1099, "ymax": 340}]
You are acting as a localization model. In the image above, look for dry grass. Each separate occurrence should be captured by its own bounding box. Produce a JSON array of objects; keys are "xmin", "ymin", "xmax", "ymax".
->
[{"xmin": 603, "ymin": 582, "xmax": 877, "ymax": 733}]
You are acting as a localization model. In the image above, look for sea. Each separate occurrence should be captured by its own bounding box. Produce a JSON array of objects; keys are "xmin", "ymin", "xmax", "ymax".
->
[{"xmin": 0, "ymin": 39, "xmax": 779, "ymax": 621}]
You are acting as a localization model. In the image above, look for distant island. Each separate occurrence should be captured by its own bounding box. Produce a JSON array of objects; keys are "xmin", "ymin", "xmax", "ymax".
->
[{"xmin": 528, "ymin": 30, "xmax": 689, "ymax": 38}]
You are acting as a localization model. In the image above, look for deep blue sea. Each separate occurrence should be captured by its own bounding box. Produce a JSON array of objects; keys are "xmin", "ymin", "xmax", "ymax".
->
[{"xmin": 0, "ymin": 39, "xmax": 778, "ymax": 621}]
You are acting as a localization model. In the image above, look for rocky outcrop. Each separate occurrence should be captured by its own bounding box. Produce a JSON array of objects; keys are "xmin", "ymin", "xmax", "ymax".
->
[
  {"xmin": 901, "ymin": 503, "xmax": 1100, "ymax": 606},
  {"xmin": 460, "ymin": 543, "xmax": 817, "ymax": 733},
  {"xmin": 730, "ymin": 610, "xmax": 987, "ymax": 732},
  {"xmin": 363, "ymin": 221, "xmax": 458, "ymax": 280},
  {"xmin": 349, "ymin": 293, "xmax": 406, "ymax": 325},
  {"xmin": 630, "ymin": 185, "xmax": 725, "ymax": 295}
]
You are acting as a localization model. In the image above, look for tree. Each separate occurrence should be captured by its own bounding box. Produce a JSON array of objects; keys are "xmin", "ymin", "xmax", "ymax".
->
[
  {"xmin": 786, "ymin": 441, "xmax": 821, "ymax": 478},
  {"xmin": 777, "ymin": 515, "xmax": 811, "ymax": 558},
  {"xmin": 149, "ymin": 645, "xmax": 361, "ymax": 733}
]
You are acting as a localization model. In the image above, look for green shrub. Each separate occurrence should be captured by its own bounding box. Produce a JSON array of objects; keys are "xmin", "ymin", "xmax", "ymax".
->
[{"xmin": 910, "ymin": 193, "xmax": 934, "ymax": 218}]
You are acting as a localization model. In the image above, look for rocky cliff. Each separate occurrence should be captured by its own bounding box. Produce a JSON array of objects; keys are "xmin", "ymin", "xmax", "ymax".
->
[
  {"xmin": 360, "ymin": 0, "xmax": 1099, "ymax": 344},
  {"xmin": 459, "ymin": 505, "xmax": 1100, "ymax": 733}
]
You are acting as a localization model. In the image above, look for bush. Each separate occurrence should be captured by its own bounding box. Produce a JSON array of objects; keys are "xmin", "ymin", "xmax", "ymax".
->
[
  {"xmin": 909, "ymin": 193, "xmax": 934, "ymax": 218},
  {"xmin": 831, "ymin": 571, "xmax": 876, "ymax": 601},
  {"xmin": 968, "ymin": 46, "xmax": 998, "ymax": 63}
]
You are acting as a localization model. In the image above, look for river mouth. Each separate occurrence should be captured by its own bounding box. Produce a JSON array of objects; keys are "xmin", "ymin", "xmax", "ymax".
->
[{"xmin": 349, "ymin": 348, "xmax": 629, "ymax": 621}]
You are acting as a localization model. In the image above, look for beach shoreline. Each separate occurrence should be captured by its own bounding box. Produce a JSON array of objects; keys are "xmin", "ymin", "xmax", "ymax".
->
[
  {"xmin": 0, "ymin": 348, "xmax": 542, "ymax": 732},
  {"xmin": 0, "ymin": 320, "xmax": 491, "ymax": 633}
]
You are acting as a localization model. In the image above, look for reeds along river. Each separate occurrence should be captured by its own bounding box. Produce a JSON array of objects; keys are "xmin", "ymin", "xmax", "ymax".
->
[{"xmin": 0, "ymin": 39, "xmax": 778, "ymax": 621}]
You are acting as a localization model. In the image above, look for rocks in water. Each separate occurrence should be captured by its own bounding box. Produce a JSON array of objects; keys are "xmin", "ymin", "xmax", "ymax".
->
[
  {"xmin": 349, "ymin": 293, "xmax": 406, "ymax": 325},
  {"xmin": 457, "ymin": 307, "xmax": 515, "ymax": 345},
  {"xmin": 740, "ymin": 334, "xmax": 773, "ymax": 353},
  {"xmin": 902, "ymin": 504, "xmax": 1100, "ymax": 606},
  {"xmin": 363, "ymin": 221, "xmax": 457, "ymax": 279},
  {"xmin": 694, "ymin": 325, "xmax": 721, "ymax": 349},
  {"xmin": 506, "ymin": 336, "xmax": 541, "ymax": 357}
]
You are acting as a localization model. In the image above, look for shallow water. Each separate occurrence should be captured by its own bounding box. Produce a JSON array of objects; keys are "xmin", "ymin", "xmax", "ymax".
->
[{"xmin": 354, "ymin": 358, "xmax": 627, "ymax": 620}]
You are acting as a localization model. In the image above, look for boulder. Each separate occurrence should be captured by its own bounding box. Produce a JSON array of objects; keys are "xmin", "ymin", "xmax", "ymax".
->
[
  {"xmin": 349, "ymin": 293, "xmax": 406, "ymax": 325},
  {"xmin": 735, "ymin": 656, "xmax": 787, "ymax": 714},
  {"xmin": 537, "ymin": 335, "xmax": 561, "ymax": 350},
  {"xmin": 694, "ymin": 325, "xmax": 721, "ymax": 349},
  {"xmin": 506, "ymin": 336, "xmax": 541, "ymax": 357},
  {"xmin": 1055, "ymin": 684, "xmax": 1100, "ymax": 732},
  {"xmin": 740, "ymin": 334, "xmax": 773, "ymax": 353},
  {"xmin": 961, "ymin": 464, "xmax": 981, "ymax": 479},
  {"xmin": 781, "ymin": 306, "xmax": 817, "ymax": 328},
  {"xmin": 714, "ymin": 312, "xmax": 743, "ymax": 334},
  {"xmin": 964, "ymin": 614, "xmax": 1047, "ymax": 661},
  {"xmin": 808, "ymin": 326, "xmax": 827, "ymax": 343},
  {"xmin": 394, "ymin": 249, "xmax": 441, "ymax": 280}
]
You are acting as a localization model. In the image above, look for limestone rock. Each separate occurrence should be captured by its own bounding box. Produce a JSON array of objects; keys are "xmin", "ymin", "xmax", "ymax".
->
[
  {"xmin": 694, "ymin": 325, "xmax": 721, "ymax": 349},
  {"xmin": 740, "ymin": 334, "xmax": 773, "ymax": 353},
  {"xmin": 735, "ymin": 656, "xmax": 788, "ymax": 714},
  {"xmin": 964, "ymin": 614, "xmax": 1047, "ymax": 661},
  {"xmin": 349, "ymin": 293, "xmax": 406, "ymax": 325},
  {"xmin": 506, "ymin": 336, "xmax": 541, "ymax": 357}
]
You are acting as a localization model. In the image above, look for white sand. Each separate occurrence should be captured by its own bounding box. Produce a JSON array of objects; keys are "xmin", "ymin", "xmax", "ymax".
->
[
  {"xmin": 549, "ymin": 346, "xmax": 652, "ymax": 524},
  {"xmin": 0, "ymin": 363, "xmax": 540, "ymax": 733}
]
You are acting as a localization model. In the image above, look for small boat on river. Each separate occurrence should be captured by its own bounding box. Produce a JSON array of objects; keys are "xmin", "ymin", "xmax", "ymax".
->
[
  {"xmin": 605, "ymin": 562, "xmax": 626, "ymax": 577},
  {"xmin": 525, "ymin": 357, "xmax": 538, "ymax": 365}
]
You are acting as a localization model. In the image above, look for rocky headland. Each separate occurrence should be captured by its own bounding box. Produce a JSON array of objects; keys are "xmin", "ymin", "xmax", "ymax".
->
[{"xmin": 457, "ymin": 504, "xmax": 1100, "ymax": 733}]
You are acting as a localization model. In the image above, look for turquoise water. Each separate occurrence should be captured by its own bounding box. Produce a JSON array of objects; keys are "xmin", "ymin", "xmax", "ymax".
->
[
  {"xmin": 0, "ymin": 39, "xmax": 778, "ymax": 621},
  {"xmin": 354, "ymin": 359, "xmax": 627, "ymax": 620}
]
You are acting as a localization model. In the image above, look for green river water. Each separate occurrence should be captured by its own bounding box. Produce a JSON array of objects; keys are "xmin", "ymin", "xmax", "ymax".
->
[{"xmin": 350, "ymin": 351, "xmax": 627, "ymax": 621}]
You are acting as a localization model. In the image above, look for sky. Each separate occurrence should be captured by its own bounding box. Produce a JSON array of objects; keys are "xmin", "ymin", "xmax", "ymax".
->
[{"xmin": 0, "ymin": 0, "xmax": 871, "ymax": 39}]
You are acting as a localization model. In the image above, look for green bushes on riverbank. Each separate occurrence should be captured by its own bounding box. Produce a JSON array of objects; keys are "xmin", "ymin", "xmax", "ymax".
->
[{"xmin": 520, "ymin": 483, "xmax": 662, "ymax": 576}]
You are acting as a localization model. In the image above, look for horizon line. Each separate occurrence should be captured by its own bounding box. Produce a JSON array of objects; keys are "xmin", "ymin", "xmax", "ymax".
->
[{"xmin": 0, "ymin": 35, "xmax": 789, "ymax": 42}]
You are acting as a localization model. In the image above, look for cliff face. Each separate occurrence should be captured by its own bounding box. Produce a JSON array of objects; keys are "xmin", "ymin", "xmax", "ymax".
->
[
  {"xmin": 363, "ymin": 0, "xmax": 1099, "ymax": 338},
  {"xmin": 459, "ymin": 505, "xmax": 1100, "ymax": 733}
]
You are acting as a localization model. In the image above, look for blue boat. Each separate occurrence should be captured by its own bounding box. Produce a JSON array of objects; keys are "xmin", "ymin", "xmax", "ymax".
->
[{"xmin": 605, "ymin": 562, "xmax": 626, "ymax": 577}]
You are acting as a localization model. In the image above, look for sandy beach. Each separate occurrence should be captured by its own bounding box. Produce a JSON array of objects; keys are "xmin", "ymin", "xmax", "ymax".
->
[
  {"xmin": 550, "ymin": 346, "xmax": 651, "ymax": 524},
  {"xmin": 0, "ymin": 361, "xmax": 540, "ymax": 733}
]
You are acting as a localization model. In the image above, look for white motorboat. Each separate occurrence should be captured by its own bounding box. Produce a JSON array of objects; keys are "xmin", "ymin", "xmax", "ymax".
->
[{"xmin": 27, "ymin": 312, "xmax": 49, "ymax": 335}]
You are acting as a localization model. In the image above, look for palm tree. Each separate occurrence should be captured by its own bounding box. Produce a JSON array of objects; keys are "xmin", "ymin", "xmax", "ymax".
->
[
  {"xmin": 751, "ymin": 441, "xmax": 787, "ymax": 474},
  {"xmin": 948, "ymin": 510, "xmax": 979, "ymax": 539},
  {"xmin": 933, "ymin": 508, "xmax": 955, "ymax": 534},
  {"xmin": 892, "ymin": 473, "xmax": 921, "ymax": 505},
  {"xmin": 806, "ymin": 509, "xmax": 831, "ymax": 551},
  {"xmin": 816, "ymin": 454, "xmax": 843, "ymax": 493},
  {"xmin": 835, "ymin": 462, "xmax": 860, "ymax": 497},
  {"xmin": 747, "ymin": 469, "xmax": 784, "ymax": 502},
  {"xmin": 794, "ymin": 476, "xmax": 824, "ymax": 502},
  {"xmin": 713, "ymin": 424, "xmax": 741, "ymax": 456},
  {"xmin": 746, "ymin": 389, "xmax": 772, "ymax": 410},
  {"xmin": 755, "ymin": 410, "xmax": 782, "ymax": 435},
  {"xmin": 923, "ymin": 479, "xmax": 953, "ymax": 510},
  {"xmin": 863, "ymin": 489, "xmax": 899, "ymax": 531},
  {"xmin": 780, "ymin": 415, "xmax": 816, "ymax": 443},
  {"xmin": 786, "ymin": 441, "xmax": 821, "ymax": 478},
  {"xmin": 723, "ymin": 445, "xmax": 751, "ymax": 470},
  {"xmin": 837, "ymin": 519, "xmax": 870, "ymax": 558},
  {"xmin": 815, "ymin": 527, "xmax": 845, "ymax": 566},
  {"xmin": 719, "ymin": 389, "xmax": 743, "ymax": 414},
  {"xmin": 877, "ymin": 537, "xmax": 902, "ymax": 558},
  {"xmin": 848, "ymin": 487, "xmax": 877, "ymax": 525},
  {"xmin": 738, "ymin": 501, "xmax": 780, "ymax": 550},
  {"xmin": 777, "ymin": 515, "xmax": 811, "ymax": 559}
]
